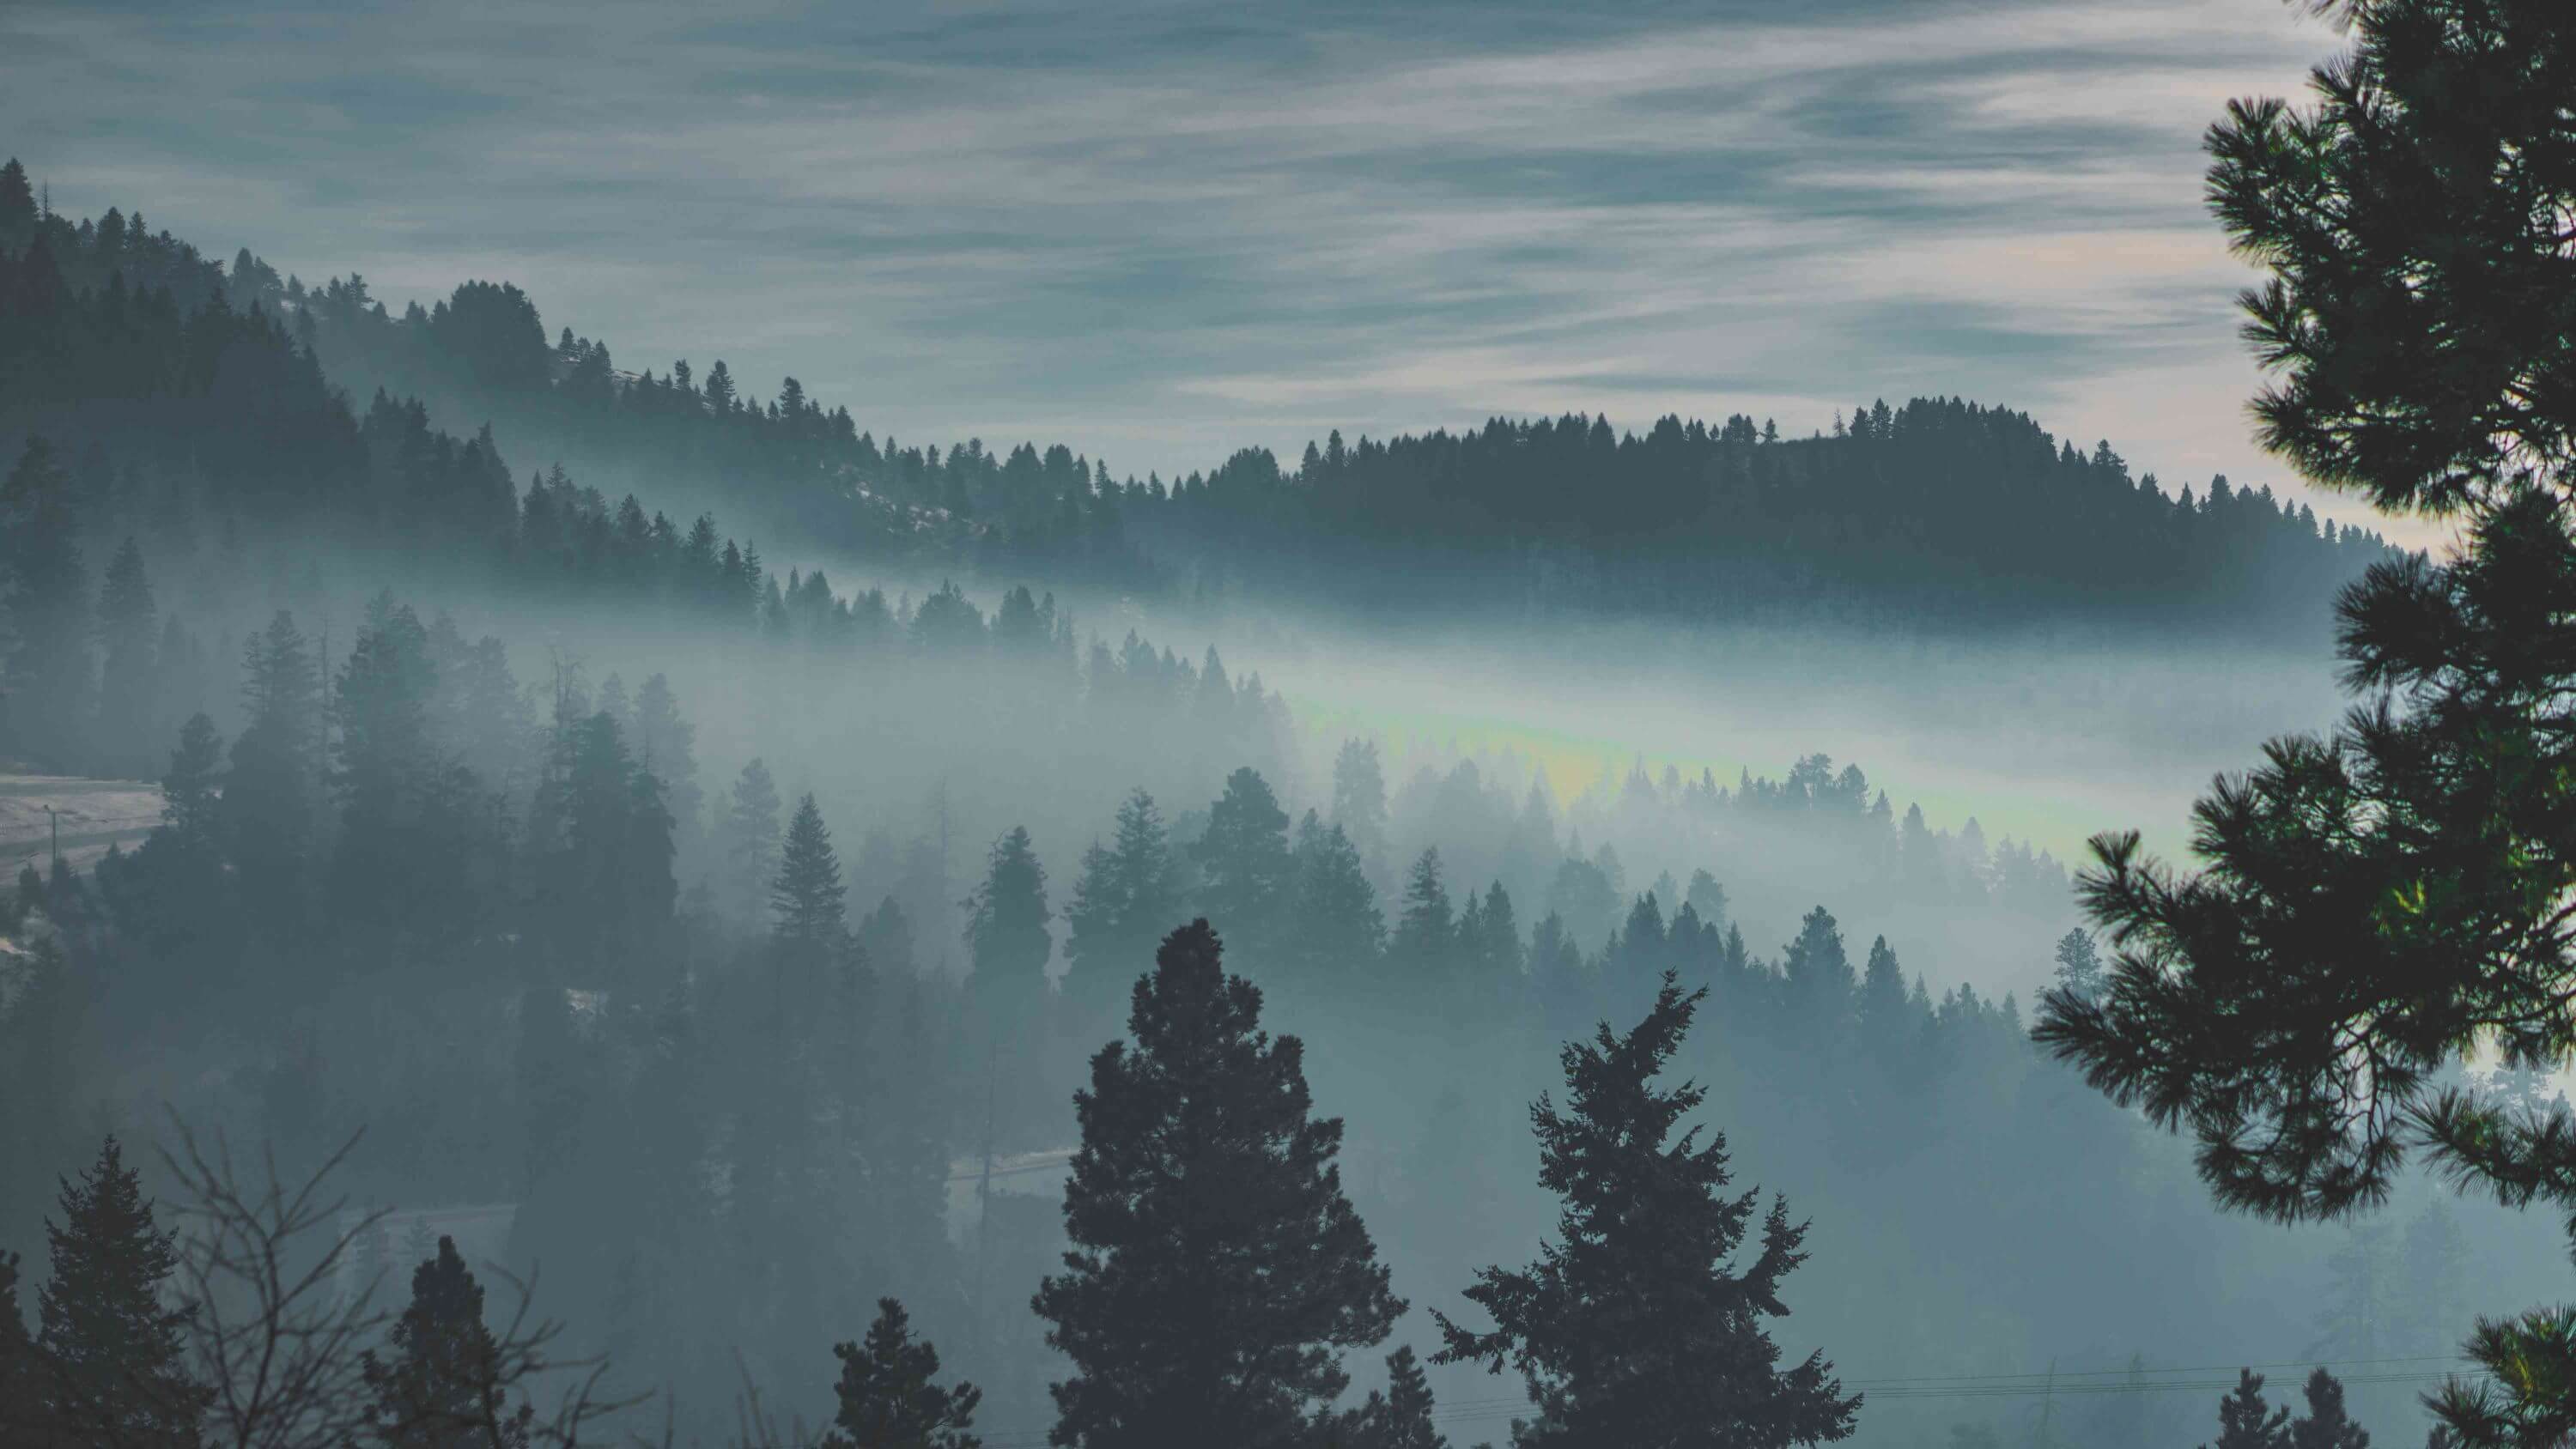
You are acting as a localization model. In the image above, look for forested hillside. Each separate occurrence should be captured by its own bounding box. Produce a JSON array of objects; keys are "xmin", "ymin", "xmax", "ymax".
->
[
  {"xmin": 0, "ymin": 154, "xmax": 2391, "ymax": 640},
  {"xmin": 0, "ymin": 139, "xmax": 2522, "ymax": 1449}
]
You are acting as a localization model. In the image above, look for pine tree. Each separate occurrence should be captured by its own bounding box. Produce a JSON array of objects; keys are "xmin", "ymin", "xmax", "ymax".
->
[
  {"xmin": 1195, "ymin": 767, "xmax": 1291, "ymax": 961},
  {"xmin": 1391, "ymin": 848, "xmax": 1455, "ymax": 980},
  {"xmin": 724, "ymin": 758, "xmax": 784, "ymax": 924},
  {"xmin": 772, "ymin": 792, "xmax": 849, "ymax": 948},
  {"xmin": 223, "ymin": 612, "xmax": 322, "ymax": 931},
  {"xmin": 1065, "ymin": 790, "xmax": 1181, "ymax": 1011},
  {"xmin": 93, "ymin": 537, "xmax": 160, "ymax": 777},
  {"xmin": 1436, "ymin": 973, "xmax": 1860, "ymax": 1448},
  {"xmin": 1338, "ymin": 1344, "xmax": 1448, "ymax": 1449},
  {"xmin": 821, "ymin": 1297, "xmax": 982, "ymax": 1449},
  {"xmin": 1035, "ymin": 919, "xmax": 1403, "ymax": 1447},
  {"xmin": 2049, "ymin": 928, "xmax": 2103, "ymax": 1000},
  {"xmin": 110, "ymin": 712, "xmax": 232, "ymax": 949},
  {"xmin": 1285, "ymin": 812, "xmax": 1383, "ymax": 983},
  {"xmin": 2025, "ymin": 7, "xmax": 2576, "ymax": 1440},
  {"xmin": 2288, "ymin": 1367, "xmax": 2371, "ymax": 1449},
  {"xmin": 37, "ymin": 1136, "xmax": 207, "ymax": 1448},
  {"xmin": 363, "ymin": 1235, "xmax": 532, "ymax": 1448},
  {"xmin": 2206, "ymin": 1370, "xmax": 2289, "ymax": 1449},
  {"xmin": 1781, "ymin": 906, "xmax": 1856, "ymax": 1041},
  {"xmin": 1856, "ymin": 935, "xmax": 1911, "ymax": 1066},
  {"xmin": 0, "ymin": 157, "xmax": 34, "ymax": 252},
  {"xmin": 330, "ymin": 599, "xmax": 442, "ymax": 929},
  {"xmin": 964, "ymin": 826, "xmax": 1050, "ymax": 1002}
]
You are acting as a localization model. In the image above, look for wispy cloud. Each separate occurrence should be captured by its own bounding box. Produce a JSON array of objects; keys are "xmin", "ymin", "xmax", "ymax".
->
[{"xmin": 3, "ymin": 0, "xmax": 2416, "ymax": 538}]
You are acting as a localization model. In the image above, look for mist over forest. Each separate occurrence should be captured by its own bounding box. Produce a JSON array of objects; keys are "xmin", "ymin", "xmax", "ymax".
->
[{"xmin": 3, "ymin": 3, "xmax": 2573, "ymax": 1446}]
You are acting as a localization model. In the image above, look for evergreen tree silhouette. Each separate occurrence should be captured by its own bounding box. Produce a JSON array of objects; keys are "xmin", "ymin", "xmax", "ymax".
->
[
  {"xmin": 1336, "ymin": 1344, "xmax": 1449, "ymax": 1449},
  {"xmin": 964, "ymin": 825, "xmax": 1050, "ymax": 1003},
  {"xmin": 1392, "ymin": 848, "xmax": 1455, "ymax": 983},
  {"xmin": 37, "ymin": 1136, "xmax": 207, "ymax": 1448},
  {"xmin": 2288, "ymin": 1367, "xmax": 2370, "ymax": 1449},
  {"xmin": 1195, "ymin": 767, "xmax": 1291, "ymax": 961},
  {"xmin": 2204, "ymin": 1370, "xmax": 2289, "ymax": 1449},
  {"xmin": 1436, "ymin": 973, "xmax": 1859, "ymax": 1448},
  {"xmin": 1036, "ymin": 919, "xmax": 1402, "ymax": 1447},
  {"xmin": 2026, "ymin": 7, "xmax": 2576, "ymax": 1443},
  {"xmin": 1285, "ymin": 812, "xmax": 1383, "ymax": 984},
  {"xmin": 772, "ymin": 792, "xmax": 850, "ymax": 949},
  {"xmin": 1065, "ymin": 789, "xmax": 1181, "ymax": 1014},
  {"xmin": 2048, "ymin": 928, "xmax": 2102, "ymax": 1001},
  {"xmin": 223, "ymin": 611, "xmax": 322, "ymax": 931},
  {"xmin": 363, "ymin": 1234, "xmax": 533, "ymax": 1447},
  {"xmin": 821, "ymin": 1297, "xmax": 983, "ymax": 1449}
]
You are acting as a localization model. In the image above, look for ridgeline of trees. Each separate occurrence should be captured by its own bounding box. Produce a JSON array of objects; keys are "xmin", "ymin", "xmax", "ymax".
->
[{"xmin": 2, "ymin": 152, "xmax": 2390, "ymax": 640}]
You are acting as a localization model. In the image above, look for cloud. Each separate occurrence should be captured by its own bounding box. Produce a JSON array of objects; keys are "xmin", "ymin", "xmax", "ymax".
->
[{"xmin": 3, "ymin": 0, "xmax": 2432, "ymax": 543}]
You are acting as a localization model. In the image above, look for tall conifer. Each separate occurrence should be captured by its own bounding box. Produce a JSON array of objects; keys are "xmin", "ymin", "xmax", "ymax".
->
[
  {"xmin": 37, "ymin": 1136, "xmax": 206, "ymax": 1448},
  {"xmin": 1437, "ymin": 973, "xmax": 1859, "ymax": 1448},
  {"xmin": 1036, "ymin": 920, "xmax": 1402, "ymax": 1447}
]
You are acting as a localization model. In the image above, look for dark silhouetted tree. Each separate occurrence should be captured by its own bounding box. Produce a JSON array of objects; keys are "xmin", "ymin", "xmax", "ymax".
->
[
  {"xmin": 1391, "ymin": 848, "xmax": 1455, "ymax": 982},
  {"xmin": 363, "ymin": 1234, "xmax": 532, "ymax": 1447},
  {"xmin": 773, "ymin": 792, "xmax": 850, "ymax": 949},
  {"xmin": 1337, "ymin": 1344, "xmax": 1448, "ymax": 1449},
  {"xmin": 964, "ymin": 826, "xmax": 1050, "ymax": 1004},
  {"xmin": 1285, "ymin": 812, "xmax": 1382, "ymax": 984},
  {"xmin": 2205, "ymin": 1370, "xmax": 2289, "ymax": 1449},
  {"xmin": 1195, "ymin": 767, "xmax": 1291, "ymax": 961},
  {"xmin": 2289, "ymin": 1367, "xmax": 2370, "ymax": 1449},
  {"xmin": 223, "ymin": 612, "xmax": 323, "ymax": 931},
  {"xmin": 2050, "ymin": 928, "xmax": 2102, "ymax": 1001},
  {"xmin": 1437, "ymin": 973, "xmax": 1860, "ymax": 1449},
  {"xmin": 37, "ymin": 1136, "xmax": 207, "ymax": 1448},
  {"xmin": 1065, "ymin": 790, "xmax": 1181, "ymax": 1012},
  {"xmin": 1036, "ymin": 919, "xmax": 1403, "ymax": 1448},
  {"xmin": 2029, "ymin": 8, "xmax": 2576, "ymax": 1445},
  {"xmin": 821, "ymin": 1297, "xmax": 983, "ymax": 1449}
]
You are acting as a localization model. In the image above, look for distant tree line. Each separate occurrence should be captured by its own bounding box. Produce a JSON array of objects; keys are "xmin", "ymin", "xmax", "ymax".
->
[{"xmin": 2, "ymin": 154, "xmax": 2392, "ymax": 639}]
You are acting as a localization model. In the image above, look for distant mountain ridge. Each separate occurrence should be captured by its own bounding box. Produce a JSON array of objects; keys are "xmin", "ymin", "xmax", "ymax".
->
[{"xmin": 0, "ymin": 154, "xmax": 2392, "ymax": 636}]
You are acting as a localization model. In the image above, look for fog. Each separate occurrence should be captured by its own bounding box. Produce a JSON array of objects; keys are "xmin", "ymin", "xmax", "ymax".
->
[
  {"xmin": 0, "ymin": 107, "xmax": 2557, "ymax": 1449},
  {"xmin": 3, "ymin": 524, "xmax": 2544, "ymax": 1446}
]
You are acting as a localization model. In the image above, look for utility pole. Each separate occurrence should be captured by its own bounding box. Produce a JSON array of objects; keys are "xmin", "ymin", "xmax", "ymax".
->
[
  {"xmin": 2032, "ymin": 1357, "xmax": 2057, "ymax": 1449},
  {"xmin": 45, "ymin": 803, "xmax": 59, "ymax": 870}
]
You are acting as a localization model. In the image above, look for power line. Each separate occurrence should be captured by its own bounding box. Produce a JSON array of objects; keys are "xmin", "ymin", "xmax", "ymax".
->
[{"xmin": 960, "ymin": 1354, "xmax": 2495, "ymax": 1445}]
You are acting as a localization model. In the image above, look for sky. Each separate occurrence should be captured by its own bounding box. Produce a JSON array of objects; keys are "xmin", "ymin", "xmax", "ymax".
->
[{"xmin": 1, "ymin": 0, "xmax": 2432, "ymax": 544}]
